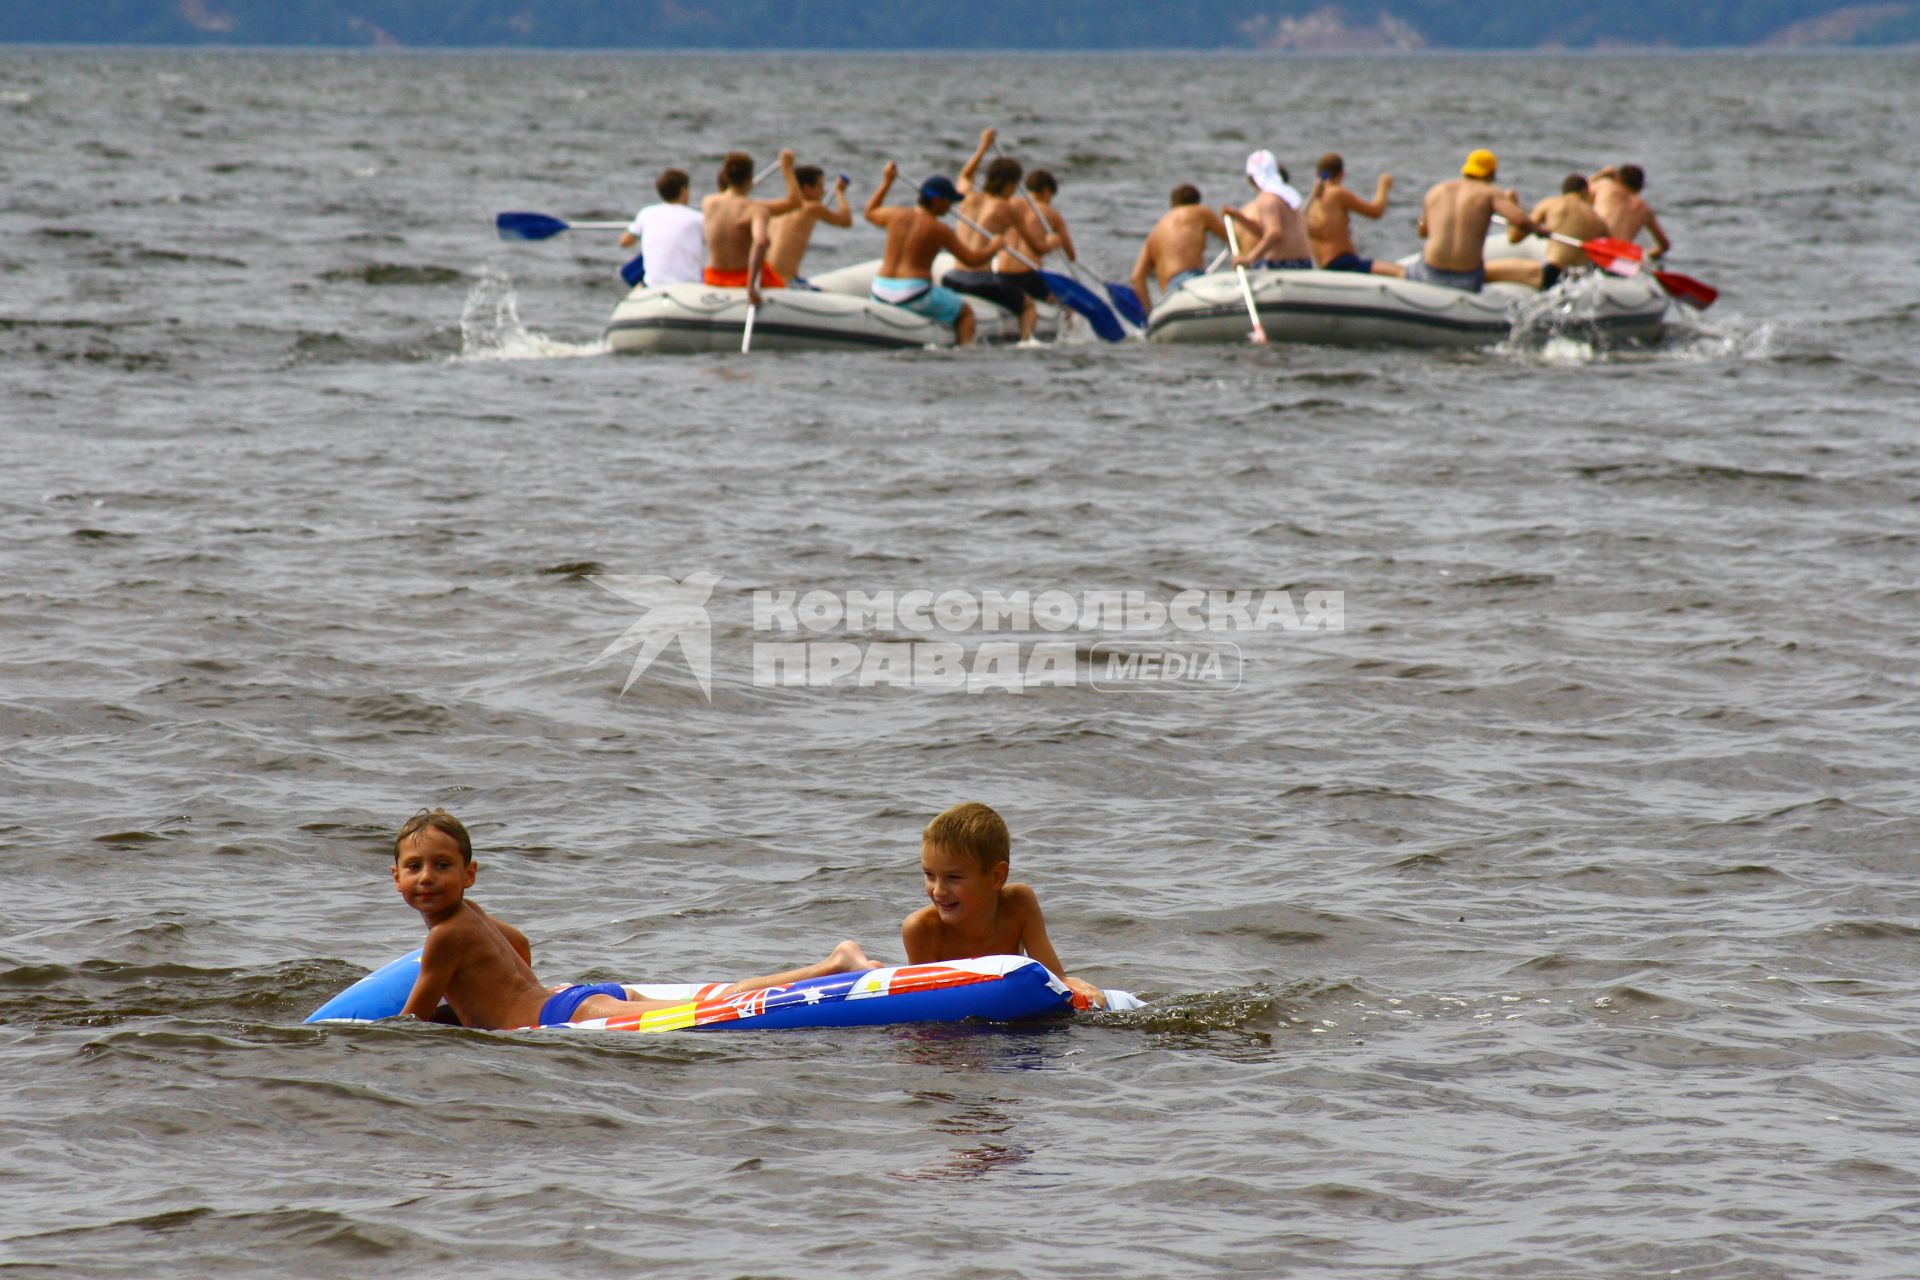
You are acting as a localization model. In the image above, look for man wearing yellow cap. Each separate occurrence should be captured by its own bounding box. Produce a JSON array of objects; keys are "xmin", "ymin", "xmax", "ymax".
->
[{"xmin": 1410, "ymin": 148, "xmax": 1540, "ymax": 293}]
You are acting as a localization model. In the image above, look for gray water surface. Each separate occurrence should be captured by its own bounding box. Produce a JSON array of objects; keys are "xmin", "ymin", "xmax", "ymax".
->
[{"xmin": 3, "ymin": 48, "xmax": 1918, "ymax": 1279}]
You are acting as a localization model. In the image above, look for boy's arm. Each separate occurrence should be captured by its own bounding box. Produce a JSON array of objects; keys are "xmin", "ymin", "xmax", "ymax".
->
[
  {"xmin": 399, "ymin": 927, "xmax": 460, "ymax": 1020},
  {"xmin": 1008, "ymin": 885, "xmax": 1107, "ymax": 1009},
  {"xmin": 1014, "ymin": 203, "xmax": 1063, "ymax": 258},
  {"xmin": 1046, "ymin": 205, "xmax": 1077, "ymax": 261},
  {"xmin": 1129, "ymin": 237, "xmax": 1154, "ymax": 312},
  {"xmin": 1348, "ymin": 175, "xmax": 1392, "ymax": 220},
  {"xmin": 865, "ymin": 163, "xmax": 897, "ymax": 226},
  {"xmin": 942, "ymin": 222, "xmax": 1006, "ymax": 269},
  {"xmin": 759, "ymin": 148, "xmax": 802, "ymax": 217},
  {"xmin": 957, "ymin": 127, "xmax": 994, "ymax": 195},
  {"xmin": 1645, "ymin": 208, "xmax": 1672, "ymax": 258},
  {"xmin": 821, "ymin": 176, "xmax": 854, "ymax": 228}
]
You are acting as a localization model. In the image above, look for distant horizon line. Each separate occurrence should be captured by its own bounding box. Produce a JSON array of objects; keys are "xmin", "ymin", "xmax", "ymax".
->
[{"xmin": 4, "ymin": 40, "xmax": 1913, "ymax": 56}]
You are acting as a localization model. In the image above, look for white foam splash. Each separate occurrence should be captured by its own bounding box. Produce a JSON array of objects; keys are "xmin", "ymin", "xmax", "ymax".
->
[{"xmin": 455, "ymin": 265, "xmax": 607, "ymax": 362}]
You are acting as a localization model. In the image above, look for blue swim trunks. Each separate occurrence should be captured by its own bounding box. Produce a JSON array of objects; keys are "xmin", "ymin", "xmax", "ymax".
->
[
  {"xmin": 1248, "ymin": 258, "xmax": 1313, "ymax": 271},
  {"xmin": 1406, "ymin": 258, "xmax": 1486, "ymax": 293},
  {"xmin": 1165, "ymin": 267, "xmax": 1204, "ymax": 294},
  {"xmin": 1323, "ymin": 252, "xmax": 1374, "ymax": 273},
  {"xmin": 871, "ymin": 275, "xmax": 968, "ymax": 328},
  {"xmin": 538, "ymin": 981, "xmax": 630, "ymax": 1027}
]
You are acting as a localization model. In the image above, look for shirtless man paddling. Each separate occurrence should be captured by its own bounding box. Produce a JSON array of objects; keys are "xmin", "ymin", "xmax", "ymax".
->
[
  {"xmin": 1307, "ymin": 152, "xmax": 1404, "ymax": 278},
  {"xmin": 1411, "ymin": 148, "xmax": 1541, "ymax": 292},
  {"xmin": 1225, "ymin": 149, "xmax": 1312, "ymax": 271},
  {"xmin": 865, "ymin": 163, "xmax": 1007, "ymax": 346},
  {"xmin": 702, "ymin": 148, "xmax": 801, "ymax": 307},
  {"xmin": 949, "ymin": 128, "xmax": 1060, "ymax": 342},
  {"xmin": 1130, "ymin": 184, "xmax": 1231, "ymax": 311},
  {"xmin": 1589, "ymin": 163, "xmax": 1671, "ymax": 259},
  {"xmin": 1503, "ymin": 173, "xmax": 1615, "ymax": 289},
  {"xmin": 768, "ymin": 165, "xmax": 852, "ymax": 286}
]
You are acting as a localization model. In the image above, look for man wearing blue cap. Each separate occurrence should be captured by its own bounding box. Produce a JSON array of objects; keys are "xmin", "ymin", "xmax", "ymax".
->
[{"xmin": 864, "ymin": 162, "xmax": 1008, "ymax": 346}]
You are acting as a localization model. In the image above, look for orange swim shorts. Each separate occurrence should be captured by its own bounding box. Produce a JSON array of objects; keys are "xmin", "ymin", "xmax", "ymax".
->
[{"xmin": 703, "ymin": 265, "xmax": 786, "ymax": 289}]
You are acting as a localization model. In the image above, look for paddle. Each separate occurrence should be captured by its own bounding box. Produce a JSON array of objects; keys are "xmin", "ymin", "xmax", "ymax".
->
[
  {"xmin": 495, "ymin": 212, "xmax": 628, "ymax": 242},
  {"xmin": 1222, "ymin": 218, "xmax": 1267, "ymax": 345},
  {"xmin": 1652, "ymin": 269, "xmax": 1718, "ymax": 309},
  {"xmin": 993, "ymin": 140, "xmax": 1147, "ymax": 335},
  {"xmin": 950, "ymin": 210, "xmax": 1126, "ymax": 342},
  {"xmin": 620, "ymin": 253, "xmax": 646, "ymax": 287},
  {"xmin": 741, "ymin": 300, "xmax": 757, "ymax": 354},
  {"xmin": 1492, "ymin": 215, "xmax": 1643, "ymax": 277}
]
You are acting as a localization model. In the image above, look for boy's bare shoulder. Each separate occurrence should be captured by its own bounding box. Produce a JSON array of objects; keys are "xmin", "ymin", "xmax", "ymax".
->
[{"xmin": 1001, "ymin": 881, "xmax": 1045, "ymax": 914}]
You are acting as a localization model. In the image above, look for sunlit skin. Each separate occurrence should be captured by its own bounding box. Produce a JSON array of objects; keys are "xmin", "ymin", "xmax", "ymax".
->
[
  {"xmin": 901, "ymin": 839, "xmax": 1106, "ymax": 1009},
  {"xmin": 393, "ymin": 827, "xmax": 880, "ymax": 1029},
  {"xmin": 767, "ymin": 173, "xmax": 853, "ymax": 281},
  {"xmin": 865, "ymin": 160, "xmax": 1006, "ymax": 346}
]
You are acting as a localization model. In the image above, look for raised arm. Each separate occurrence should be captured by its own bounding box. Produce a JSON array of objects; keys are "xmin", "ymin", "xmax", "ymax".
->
[
  {"xmin": 957, "ymin": 126, "xmax": 995, "ymax": 196},
  {"xmin": 1348, "ymin": 174, "xmax": 1392, "ymax": 219},
  {"xmin": 759, "ymin": 149, "xmax": 802, "ymax": 218},
  {"xmin": 865, "ymin": 162, "xmax": 898, "ymax": 226},
  {"xmin": 820, "ymin": 175, "xmax": 854, "ymax": 229}
]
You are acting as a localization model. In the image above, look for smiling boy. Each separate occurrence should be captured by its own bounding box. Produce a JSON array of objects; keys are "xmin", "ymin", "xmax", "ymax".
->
[
  {"xmin": 393, "ymin": 809, "xmax": 877, "ymax": 1030},
  {"xmin": 900, "ymin": 801, "xmax": 1106, "ymax": 1009}
]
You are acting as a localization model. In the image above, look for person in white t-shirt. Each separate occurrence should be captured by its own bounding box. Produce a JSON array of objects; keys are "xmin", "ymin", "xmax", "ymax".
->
[{"xmin": 617, "ymin": 168, "xmax": 705, "ymax": 287}]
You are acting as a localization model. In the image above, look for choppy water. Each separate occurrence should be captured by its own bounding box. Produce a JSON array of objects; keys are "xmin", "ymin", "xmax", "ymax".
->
[{"xmin": 4, "ymin": 47, "xmax": 1919, "ymax": 1279}]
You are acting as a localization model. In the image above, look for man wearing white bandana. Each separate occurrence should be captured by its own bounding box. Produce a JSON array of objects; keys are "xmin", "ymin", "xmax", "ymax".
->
[{"xmin": 1224, "ymin": 149, "xmax": 1314, "ymax": 272}]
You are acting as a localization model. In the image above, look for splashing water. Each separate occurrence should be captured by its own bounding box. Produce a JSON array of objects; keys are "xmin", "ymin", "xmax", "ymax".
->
[{"xmin": 456, "ymin": 264, "xmax": 607, "ymax": 362}]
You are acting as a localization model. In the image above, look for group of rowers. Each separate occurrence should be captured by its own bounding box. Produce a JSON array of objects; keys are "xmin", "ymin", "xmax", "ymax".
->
[{"xmin": 617, "ymin": 128, "xmax": 1674, "ymax": 344}]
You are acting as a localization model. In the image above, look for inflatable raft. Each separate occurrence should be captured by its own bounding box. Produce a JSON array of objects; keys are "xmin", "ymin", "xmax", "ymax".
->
[
  {"xmin": 1146, "ymin": 234, "xmax": 1670, "ymax": 349},
  {"xmin": 306, "ymin": 950, "xmax": 1139, "ymax": 1032},
  {"xmin": 605, "ymin": 255, "xmax": 1060, "ymax": 355}
]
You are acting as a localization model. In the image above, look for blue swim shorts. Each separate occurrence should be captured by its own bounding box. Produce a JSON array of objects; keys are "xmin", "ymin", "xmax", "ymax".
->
[
  {"xmin": 1165, "ymin": 267, "xmax": 1204, "ymax": 294},
  {"xmin": 538, "ymin": 981, "xmax": 630, "ymax": 1027},
  {"xmin": 1405, "ymin": 259, "xmax": 1486, "ymax": 293},
  {"xmin": 1323, "ymin": 252, "xmax": 1374, "ymax": 273},
  {"xmin": 1248, "ymin": 258, "xmax": 1313, "ymax": 271},
  {"xmin": 871, "ymin": 276, "xmax": 968, "ymax": 328}
]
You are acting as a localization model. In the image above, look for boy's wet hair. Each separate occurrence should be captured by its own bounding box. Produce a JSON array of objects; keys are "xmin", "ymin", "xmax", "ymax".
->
[
  {"xmin": 656, "ymin": 168, "xmax": 689, "ymax": 201},
  {"xmin": 1170, "ymin": 183, "xmax": 1200, "ymax": 206},
  {"xmin": 984, "ymin": 156, "xmax": 1023, "ymax": 197},
  {"xmin": 922, "ymin": 802, "xmax": 1010, "ymax": 872},
  {"xmin": 1317, "ymin": 152, "xmax": 1344, "ymax": 179},
  {"xmin": 1562, "ymin": 173, "xmax": 1589, "ymax": 195},
  {"xmin": 1026, "ymin": 169, "xmax": 1057, "ymax": 196},
  {"xmin": 395, "ymin": 808, "xmax": 472, "ymax": 863},
  {"xmin": 794, "ymin": 164, "xmax": 824, "ymax": 190},
  {"xmin": 1618, "ymin": 164, "xmax": 1645, "ymax": 192},
  {"xmin": 721, "ymin": 151, "xmax": 754, "ymax": 189}
]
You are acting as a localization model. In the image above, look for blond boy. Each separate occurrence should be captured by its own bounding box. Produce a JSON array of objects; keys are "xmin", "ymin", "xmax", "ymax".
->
[
  {"xmin": 393, "ymin": 809, "xmax": 876, "ymax": 1029},
  {"xmin": 901, "ymin": 802, "xmax": 1106, "ymax": 1009}
]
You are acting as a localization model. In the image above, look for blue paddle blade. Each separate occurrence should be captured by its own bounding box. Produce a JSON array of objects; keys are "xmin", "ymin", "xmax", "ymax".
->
[
  {"xmin": 620, "ymin": 253, "xmax": 646, "ymax": 287},
  {"xmin": 1106, "ymin": 282, "xmax": 1148, "ymax": 329},
  {"xmin": 495, "ymin": 211, "xmax": 571, "ymax": 242},
  {"xmin": 1037, "ymin": 271, "xmax": 1125, "ymax": 342}
]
